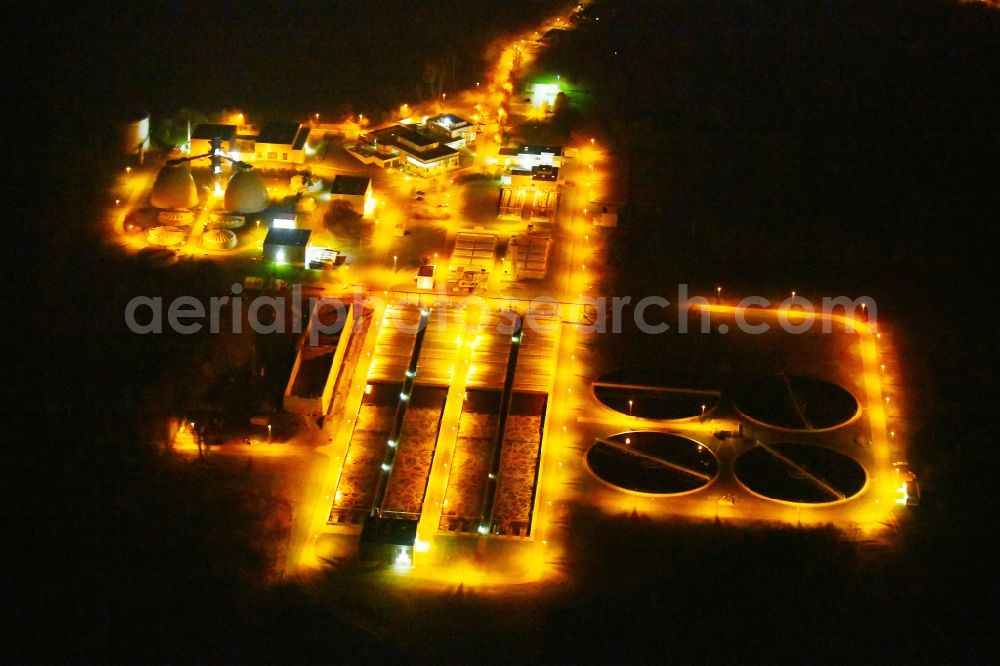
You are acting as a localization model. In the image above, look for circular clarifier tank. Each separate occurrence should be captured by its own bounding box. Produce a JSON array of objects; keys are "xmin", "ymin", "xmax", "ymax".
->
[
  {"xmin": 201, "ymin": 228, "xmax": 237, "ymax": 250},
  {"xmin": 586, "ymin": 431, "xmax": 719, "ymax": 494},
  {"xmin": 145, "ymin": 225, "xmax": 186, "ymax": 247},
  {"xmin": 730, "ymin": 374, "xmax": 859, "ymax": 430},
  {"xmin": 734, "ymin": 442, "xmax": 866, "ymax": 504},
  {"xmin": 593, "ymin": 367, "xmax": 719, "ymax": 419}
]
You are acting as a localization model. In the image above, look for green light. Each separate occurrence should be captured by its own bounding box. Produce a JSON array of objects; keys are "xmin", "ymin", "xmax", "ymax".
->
[{"xmin": 530, "ymin": 82, "xmax": 561, "ymax": 108}]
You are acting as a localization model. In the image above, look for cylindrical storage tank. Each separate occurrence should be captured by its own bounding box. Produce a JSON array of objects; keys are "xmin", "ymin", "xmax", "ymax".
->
[
  {"xmin": 157, "ymin": 209, "xmax": 195, "ymax": 226},
  {"xmin": 118, "ymin": 109, "xmax": 151, "ymax": 156},
  {"xmin": 210, "ymin": 212, "xmax": 247, "ymax": 229},
  {"xmin": 222, "ymin": 214, "xmax": 246, "ymax": 229},
  {"xmin": 225, "ymin": 165, "xmax": 269, "ymax": 214},
  {"xmin": 146, "ymin": 225, "xmax": 187, "ymax": 247},
  {"xmin": 151, "ymin": 163, "xmax": 198, "ymax": 209},
  {"xmin": 201, "ymin": 228, "xmax": 238, "ymax": 250}
]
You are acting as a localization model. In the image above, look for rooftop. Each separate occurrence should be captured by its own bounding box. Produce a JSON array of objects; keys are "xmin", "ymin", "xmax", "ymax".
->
[
  {"xmin": 367, "ymin": 125, "xmax": 457, "ymax": 162},
  {"xmin": 519, "ymin": 144, "xmax": 563, "ymax": 156},
  {"xmin": 393, "ymin": 124, "xmax": 439, "ymax": 148},
  {"xmin": 404, "ymin": 144, "xmax": 458, "ymax": 163},
  {"xmin": 191, "ymin": 124, "xmax": 237, "ymax": 141},
  {"xmin": 534, "ymin": 165, "xmax": 560, "ymax": 181},
  {"xmin": 367, "ymin": 125, "xmax": 403, "ymax": 144},
  {"xmin": 427, "ymin": 113, "xmax": 472, "ymax": 129},
  {"xmin": 256, "ymin": 122, "xmax": 310, "ymax": 149},
  {"xmin": 264, "ymin": 228, "xmax": 311, "ymax": 247},
  {"xmin": 360, "ymin": 516, "xmax": 418, "ymax": 546},
  {"xmin": 330, "ymin": 175, "xmax": 372, "ymax": 196}
]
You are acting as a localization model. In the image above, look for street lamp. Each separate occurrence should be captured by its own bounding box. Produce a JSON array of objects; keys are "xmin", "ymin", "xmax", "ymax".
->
[
  {"xmin": 125, "ymin": 166, "xmax": 131, "ymax": 175},
  {"xmin": 267, "ymin": 424, "xmax": 272, "ymax": 443},
  {"xmin": 701, "ymin": 404, "xmax": 706, "ymax": 418},
  {"xmin": 628, "ymin": 399, "xmax": 633, "ymax": 417},
  {"xmin": 393, "ymin": 255, "xmax": 398, "ymax": 272},
  {"xmin": 716, "ymin": 286, "xmax": 722, "ymax": 302}
]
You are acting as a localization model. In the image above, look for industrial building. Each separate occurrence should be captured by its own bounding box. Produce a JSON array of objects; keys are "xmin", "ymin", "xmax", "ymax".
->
[
  {"xmin": 416, "ymin": 264, "xmax": 436, "ymax": 290},
  {"xmin": 254, "ymin": 122, "xmax": 310, "ymax": 165},
  {"xmin": 498, "ymin": 164, "xmax": 561, "ymax": 220},
  {"xmin": 329, "ymin": 175, "xmax": 374, "ymax": 214},
  {"xmin": 495, "ymin": 144, "xmax": 565, "ymax": 220},
  {"xmin": 449, "ymin": 233, "xmax": 497, "ymax": 291},
  {"xmin": 507, "ymin": 234, "xmax": 552, "ymax": 280},
  {"xmin": 425, "ymin": 113, "xmax": 477, "ymax": 148},
  {"xmin": 189, "ymin": 124, "xmax": 238, "ymax": 168},
  {"xmin": 283, "ymin": 301, "xmax": 355, "ymax": 415},
  {"xmin": 263, "ymin": 228, "xmax": 311, "ymax": 266},
  {"xmin": 498, "ymin": 144, "xmax": 563, "ymax": 169},
  {"xmin": 351, "ymin": 123, "xmax": 460, "ymax": 177}
]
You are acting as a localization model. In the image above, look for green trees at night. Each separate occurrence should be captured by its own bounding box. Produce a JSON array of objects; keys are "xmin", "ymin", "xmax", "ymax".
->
[{"xmin": 152, "ymin": 108, "xmax": 209, "ymax": 150}]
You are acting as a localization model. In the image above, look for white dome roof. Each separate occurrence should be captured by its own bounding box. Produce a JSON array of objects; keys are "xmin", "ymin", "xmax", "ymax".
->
[
  {"xmin": 225, "ymin": 165, "xmax": 269, "ymax": 213},
  {"xmin": 201, "ymin": 228, "xmax": 237, "ymax": 250},
  {"xmin": 151, "ymin": 163, "xmax": 198, "ymax": 209}
]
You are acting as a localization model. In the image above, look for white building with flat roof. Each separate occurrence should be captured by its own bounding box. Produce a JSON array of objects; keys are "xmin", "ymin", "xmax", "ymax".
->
[{"xmin": 425, "ymin": 113, "xmax": 476, "ymax": 148}]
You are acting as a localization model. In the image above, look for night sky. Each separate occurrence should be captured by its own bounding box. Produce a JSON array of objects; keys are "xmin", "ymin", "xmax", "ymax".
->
[
  {"xmin": 39, "ymin": 0, "xmax": 564, "ymax": 119},
  {"xmin": 11, "ymin": 0, "xmax": 1000, "ymax": 662}
]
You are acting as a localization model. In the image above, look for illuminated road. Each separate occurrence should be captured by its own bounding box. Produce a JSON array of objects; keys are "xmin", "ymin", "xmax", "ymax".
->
[{"xmin": 413, "ymin": 303, "xmax": 480, "ymax": 564}]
